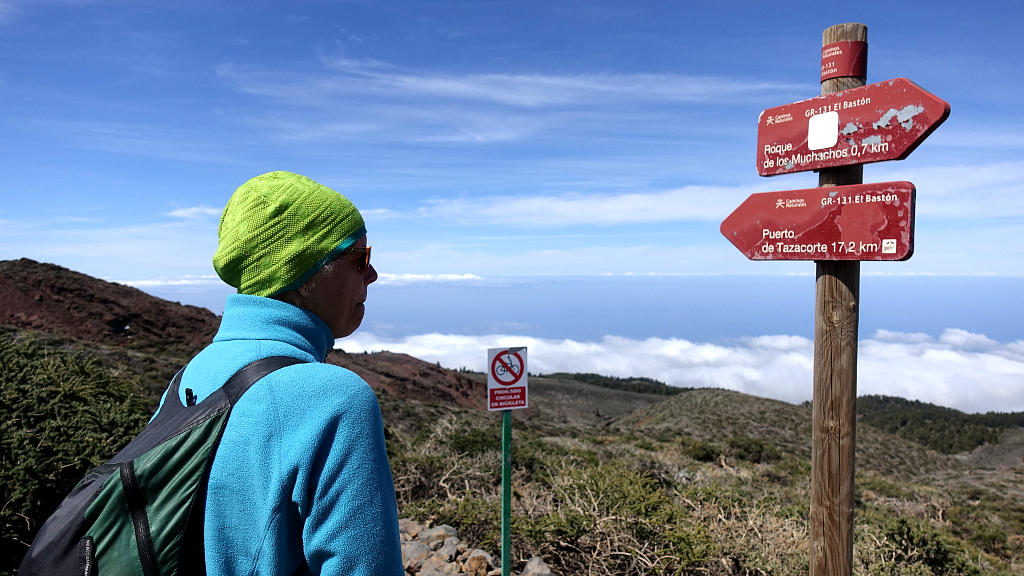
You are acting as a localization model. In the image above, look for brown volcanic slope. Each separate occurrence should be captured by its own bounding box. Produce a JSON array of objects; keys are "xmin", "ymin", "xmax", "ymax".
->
[
  {"xmin": 0, "ymin": 258, "xmax": 219, "ymax": 351},
  {"xmin": 331, "ymin": 349, "xmax": 487, "ymax": 411},
  {"xmin": 0, "ymin": 258, "xmax": 487, "ymax": 410}
]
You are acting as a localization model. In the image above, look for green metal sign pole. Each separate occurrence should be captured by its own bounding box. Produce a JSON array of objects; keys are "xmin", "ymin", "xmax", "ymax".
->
[
  {"xmin": 489, "ymin": 346, "xmax": 526, "ymax": 576},
  {"xmin": 501, "ymin": 409, "xmax": 512, "ymax": 576}
]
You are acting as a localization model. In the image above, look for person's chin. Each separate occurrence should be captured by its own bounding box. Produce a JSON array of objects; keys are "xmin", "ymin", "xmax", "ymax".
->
[{"xmin": 336, "ymin": 306, "xmax": 365, "ymax": 338}]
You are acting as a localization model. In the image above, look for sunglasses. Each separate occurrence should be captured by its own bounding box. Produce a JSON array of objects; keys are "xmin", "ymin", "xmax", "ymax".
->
[{"xmin": 353, "ymin": 245, "xmax": 372, "ymax": 272}]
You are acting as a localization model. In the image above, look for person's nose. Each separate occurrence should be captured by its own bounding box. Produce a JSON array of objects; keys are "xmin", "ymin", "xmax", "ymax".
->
[{"xmin": 365, "ymin": 263, "xmax": 378, "ymax": 286}]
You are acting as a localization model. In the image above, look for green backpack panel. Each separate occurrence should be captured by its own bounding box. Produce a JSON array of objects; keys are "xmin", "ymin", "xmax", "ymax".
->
[{"xmin": 19, "ymin": 356, "xmax": 307, "ymax": 576}]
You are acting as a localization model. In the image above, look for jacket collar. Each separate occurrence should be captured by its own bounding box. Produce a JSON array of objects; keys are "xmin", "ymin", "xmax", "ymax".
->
[{"xmin": 215, "ymin": 294, "xmax": 335, "ymax": 361}]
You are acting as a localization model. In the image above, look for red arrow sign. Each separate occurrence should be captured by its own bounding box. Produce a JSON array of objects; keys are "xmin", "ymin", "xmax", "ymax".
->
[
  {"xmin": 721, "ymin": 181, "xmax": 915, "ymax": 261},
  {"xmin": 757, "ymin": 78, "xmax": 949, "ymax": 176}
]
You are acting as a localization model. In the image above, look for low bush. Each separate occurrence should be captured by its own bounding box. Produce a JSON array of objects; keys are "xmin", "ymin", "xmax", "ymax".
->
[
  {"xmin": 677, "ymin": 436, "xmax": 720, "ymax": 462},
  {"xmin": 0, "ymin": 334, "xmax": 153, "ymax": 575},
  {"xmin": 726, "ymin": 436, "xmax": 781, "ymax": 464},
  {"xmin": 527, "ymin": 462, "xmax": 714, "ymax": 575}
]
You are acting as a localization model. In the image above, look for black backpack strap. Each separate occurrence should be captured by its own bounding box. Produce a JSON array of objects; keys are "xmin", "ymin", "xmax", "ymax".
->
[
  {"xmin": 118, "ymin": 356, "xmax": 309, "ymax": 462},
  {"xmin": 221, "ymin": 355, "xmax": 309, "ymax": 405},
  {"xmin": 179, "ymin": 355, "xmax": 309, "ymax": 576},
  {"xmin": 166, "ymin": 367, "xmax": 186, "ymax": 406}
]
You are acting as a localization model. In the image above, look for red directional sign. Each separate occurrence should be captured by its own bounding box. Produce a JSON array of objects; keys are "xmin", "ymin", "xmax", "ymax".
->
[
  {"xmin": 757, "ymin": 78, "xmax": 949, "ymax": 176},
  {"xmin": 721, "ymin": 181, "xmax": 915, "ymax": 261}
]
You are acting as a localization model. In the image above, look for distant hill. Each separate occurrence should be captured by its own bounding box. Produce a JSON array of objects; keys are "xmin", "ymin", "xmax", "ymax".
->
[
  {"xmin": 0, "ymin": 258, "xmax": 219, "ymax": 354},
  {"xmin": 0, "ymin": 258, "xmax": 488, "ymax": 410},
  {"xmin": 613, "ymin": 388, "xmax": 967, "ymax": 477},
  {"xmin": 858, "ymin": 395, "xmax": 1024, "ymax": 454},
  {"xmin": 332, "ymin": 349, "xmax": 487, "ymax": 412},
  {"xmin": 544, "ymin": 372, "xmax": 684, "ymax": 396}
]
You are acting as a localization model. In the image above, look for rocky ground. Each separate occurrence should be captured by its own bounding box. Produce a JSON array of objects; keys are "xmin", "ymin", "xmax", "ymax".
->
[{"xmin": 399, "ymin": 519, "xmax": 556, "ymax": 576}]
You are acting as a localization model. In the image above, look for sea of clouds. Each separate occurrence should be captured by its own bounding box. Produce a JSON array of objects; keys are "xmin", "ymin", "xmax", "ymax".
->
[{"xmin": 339, "ymin": 328, "xmax": 1024, "ymax": 414}]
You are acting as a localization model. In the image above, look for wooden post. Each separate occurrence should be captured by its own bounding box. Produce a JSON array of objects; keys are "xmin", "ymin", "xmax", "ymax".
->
[{"xmin": 810, "ymin": 22, "xmax": 866, "ymax": 576}]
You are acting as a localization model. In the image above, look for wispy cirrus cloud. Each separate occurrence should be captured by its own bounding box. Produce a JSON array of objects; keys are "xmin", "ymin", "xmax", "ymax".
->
[
  {"xmin": 930, "ymin": 125, "xmax": 1024, "ymax": 150},
  {"xmin": 873, "ymin": 161, "xmax": 1024, "ymax": 219},
  {"xmin": 217, "ymin": 57, "xmax": 805, "ymax": 109},
  {"xmin": 375, "ymin": 241, "xmax": 754, "ymax": 277},
  {"xmin": 257, "ymin": 109, "xmax": 543, "ymax": 144},
  {"xmin": 412, "ymin": 183, "xmax": 759, "ymax": 226},
  {"xmin": 354, "ymin": 159, "xmax": 1024, "ymax": 230},
  {"xmin": 377, "ymin": 273, "xmax": 484, "ymax": 286},
  {"xmin": 0, "ymin": 218, "xmax": 219, "ymax": 282},
  {"xmin": 167, "ymin": 205, "xmax": 221, "ymax": 219},
  {"xmin": 115, "ymin": 274, "xmax": 222, "ymax": 287},
  {"xmin": 30, "ymin": 119, "xmax": 239, "ymax": 164},
  {"xmin": 214, "ymin": 58, "xmax": 803, "ymax": 145},
  {"xmin": 339, "ymin": 328, "xmax": 1024, "ymax": 414}
]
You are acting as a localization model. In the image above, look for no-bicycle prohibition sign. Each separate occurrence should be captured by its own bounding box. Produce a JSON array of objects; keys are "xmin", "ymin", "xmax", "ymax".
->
[{"xmin": 487, "ymin": 347, "xmax": 528, "ymax": 411}]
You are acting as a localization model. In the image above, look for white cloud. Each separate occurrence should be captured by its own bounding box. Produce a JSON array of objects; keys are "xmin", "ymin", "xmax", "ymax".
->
[
  {"xmin": 213, "ymin": 57, "xmax": 805, "ymax": 145},
  {"xmin": 219, "ymin": 57, "xmax": 804, "ymax": 109},
  {"xmin": 369, "ymin": 160, "xmax": 1024, "ymax": 228},
  {"xmin": 375, "ymin": 241, "xmax": 767, "ymax": 277},
  {"xmin": 31, "ymin": 119, "xmax": 238, "ymax": 164},
  {"xmin": 360, "ymin": 208, "xmax": 404, "ymax": 220},
  {"xmin": 115, "ymin": 274, "xmax": 222, "ymax": 287},
  {"xmin": 393, "ymin": 183, "xmax": 763, "ymax": 227},
  {"xmin": 166, "ymin": 205, "xmax": 221, "ymax": 219},
  {"xmin": 376, "ymin": 273, "xmax": 484, "ymax": 285},
  {"xmin": 872, "ymin": 161, "xmax": 1024, "ymax": 220},
  {"xmin": 872, "ymin": 329, "xmax": 932, "ymax": 343},
  {"xmin": 929, "ymin": 125, "xmax": 1024, "ymax": 150},
  {"xmin": 0, "ymin": 219, "xmax": 219, "ymax": 283},
  {"xmin": 337, "ymin": 328, "xmax": 1024, "ymax": 414},
  {"xmin": 938, "ymin": 328, "xmax": 998, "ymax": 350}
]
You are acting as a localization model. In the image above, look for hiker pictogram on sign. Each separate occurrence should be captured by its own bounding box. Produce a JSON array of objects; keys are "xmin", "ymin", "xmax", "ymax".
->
[{"xmin": 487, "ymin": 347, "xmax": 528, "ymax": 411}]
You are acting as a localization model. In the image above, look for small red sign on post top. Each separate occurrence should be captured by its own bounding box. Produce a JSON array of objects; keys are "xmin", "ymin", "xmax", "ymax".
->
[
  {"xmin": 757, "ymin": 78, "xmax": 949, "ymax": 176},
  {"xmin": 821, "ymin": 40, "xmax": 867, "ymax": 81},
  {"xmin": 720, "ymin": 181, "xmax": 915, "ymax": 261},
  {"xmin": 487, "ymin": 347, "xmax": 528, "ymax": 411}
]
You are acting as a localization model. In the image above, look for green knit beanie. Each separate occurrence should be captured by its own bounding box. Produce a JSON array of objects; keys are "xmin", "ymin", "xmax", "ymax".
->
[{"xmin": 213, "ymin": 171, "xmax": 366, "ymax": 297}]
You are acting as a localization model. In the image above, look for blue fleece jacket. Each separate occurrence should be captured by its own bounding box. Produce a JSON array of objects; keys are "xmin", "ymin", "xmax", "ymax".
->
[{"xmin": 154, "ymin": 294, "xmax": 403, "ymax": 576}]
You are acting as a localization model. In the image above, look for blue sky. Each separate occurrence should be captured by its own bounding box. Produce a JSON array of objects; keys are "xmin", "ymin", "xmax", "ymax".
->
[{"xmin": 2, "ymin": 1, "xmax": 1022, "ymax": 412}]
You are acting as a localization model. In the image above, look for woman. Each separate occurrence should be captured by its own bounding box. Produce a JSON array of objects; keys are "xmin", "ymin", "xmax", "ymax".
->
[{"xmin": 172, "ymin": 170, "xmax": 401, "ymax": 575}]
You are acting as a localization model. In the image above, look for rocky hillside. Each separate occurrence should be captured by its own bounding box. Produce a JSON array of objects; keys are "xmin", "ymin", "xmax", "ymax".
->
[
  {"xmin": 333, "ymin": 349, "xmax": 487, "ymax": 412},
  {"xmin": 0, "ymin": 258, "xmax": 488, "ymax": 409},
  {"xmin": 0, "ymin": 258, "xmax": 218, "ymax": 352}
]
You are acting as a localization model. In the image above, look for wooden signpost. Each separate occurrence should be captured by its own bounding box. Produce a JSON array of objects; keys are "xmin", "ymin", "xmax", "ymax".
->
[{"xmin": 721, "ymin": 23, "xmax": 948, "ymax": 576}]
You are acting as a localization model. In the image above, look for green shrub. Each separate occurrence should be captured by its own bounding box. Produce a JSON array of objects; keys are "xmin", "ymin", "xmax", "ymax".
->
[
  {"xmin": 449, "ymin": 423, "xmax": 500, "ymax": 455},
  {"xmin": 857, "ymin": 395, "xmax": 1015, "ymax": 454},
  {"xmin": 533, "ymin": 462, "xmax": 714, "ymax": 574},
  {"xmin": 408, "ymin": 495, "xmax": 501, "ymax": 553},
  {"xmin": 726, "ymin": 436, "xmax": 781, "ymax": 463},
  {"xmin": 677, "ymin": 437, "xmax": 720, "ymax": 462},
  {"xmin": 0, "ymin": 334, "xmax": 153, "ymax": 575},
  {"xmin": 881, "ymin": 517, "xmax": 981, "ymax": 576}
]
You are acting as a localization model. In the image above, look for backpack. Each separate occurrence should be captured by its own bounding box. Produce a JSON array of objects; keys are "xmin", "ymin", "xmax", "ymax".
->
[{"xmin": 19, "ymin": 355, "xmax": 308, "ymax": 576}]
